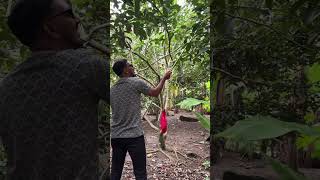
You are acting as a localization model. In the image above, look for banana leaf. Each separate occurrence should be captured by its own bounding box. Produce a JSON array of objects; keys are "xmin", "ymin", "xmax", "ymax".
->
[
  {"xmin": 195, "ymin": 112, "xmax": 210, "ymax": 131},
  {"xmin": 215, "ymin": 115, "xmax": 320, "ymax": 141},
  {"xmin": 177, "ymin": 98, "xmax": 208, "ymax": 110}
]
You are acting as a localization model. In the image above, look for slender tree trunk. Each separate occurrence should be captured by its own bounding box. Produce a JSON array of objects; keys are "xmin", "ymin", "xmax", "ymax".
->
[{"xmin": 285, "ymin": 65, "xmax": 307, "ymax": 170}]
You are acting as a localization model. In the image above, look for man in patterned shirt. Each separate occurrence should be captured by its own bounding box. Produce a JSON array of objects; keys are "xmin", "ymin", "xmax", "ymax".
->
[
  {"xmin": 0, "ymin": 0, "xmax": 108, "ymax": 179},
  {"xmin": 110, "ymin": 59, "xmax": 171, "ymax": 180}
]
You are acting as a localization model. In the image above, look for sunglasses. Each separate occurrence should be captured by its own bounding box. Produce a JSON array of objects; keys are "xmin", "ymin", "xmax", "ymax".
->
[{"xmin": 47, "ymin": 9, "xmax": 75, "ymax": 20}]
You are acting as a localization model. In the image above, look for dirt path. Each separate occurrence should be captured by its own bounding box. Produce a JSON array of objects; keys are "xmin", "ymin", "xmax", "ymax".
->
[{"xmin": 119, "ymin": 111, "xmax": 210, "ymax": 180}]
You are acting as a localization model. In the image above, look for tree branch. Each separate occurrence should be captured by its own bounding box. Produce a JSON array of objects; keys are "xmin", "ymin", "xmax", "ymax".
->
[
  {"xmin": 227, "ymin": 5, "xmax": 287, "ymax": 12},
  {"xmin": 132, "ymin": 51, "xmax": 161, "ymax": 81},
  {"xmin": 143, "ymin": 116, "xmax": 159, "ymax": 131},
  {"xmin": 213, "ymin": 67, "xmax": 268, "ymax": 85},
  {"xmin": 165, "ymin": 27, "xmax": 173, "ymax": 68},
  {"xmin": 135, "ymin": 73, "xmax": 156, "ymax": 87},
  {"xmin": 142, "ymin": 103, "xmax": 160, "ymax": 131},
  {"xmin": 137, "ymin": 60, "xmax": 166, "ymax": 73},
  {"xmin": 85, "ymin": 40, "xmax": 110, "ymax": 55}
]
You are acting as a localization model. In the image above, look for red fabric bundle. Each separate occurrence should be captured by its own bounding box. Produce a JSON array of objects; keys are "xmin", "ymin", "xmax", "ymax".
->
[{"xmin": 160, "ymin": 110, "xmax": 167, "ymax": 134}]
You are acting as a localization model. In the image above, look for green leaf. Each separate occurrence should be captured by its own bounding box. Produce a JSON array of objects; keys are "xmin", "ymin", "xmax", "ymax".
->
[
  {"xmin": 195, "ymin": 112, "xmax": 210, "ymax": 131},
  {"xmin": 124, "ymin": 0, "xmax": 134, "ymax": 6},
  {"xmin": 296, "ymin": 134, "xmax": 319, "ymax": 149},
  {"xmin": 199, "ymin": 47, "xmax": 209, "ymax": 54},
  {"xmin": 305, "ymin": 63, "xmax": 320, "ymax": 83},
  {"xmin": 133, "ymin": 25, "xmax": 147, "ymax": 40},
  {"xmin": 296, "ymin": 127, "xmax": 320, "ymax": 158},
  {"xmin": 215, "ymin": 115, "xmax": 320, "ymax": 141},
  {"xmin": 205, "ymin": 81, "xmax": 210, "ymax": 91},
  {"xmin": 304, "ymin": 111, "xmax": 316, "ymax": 123},
  {"xmin": 202, "ymin": 160, "xmax": 210, "ymax": 170},
  {"xmin": 177, "ymin": 98, "xmax": 208, "ymax": 110},
  {"xmin": 305, "ymin": 63, "xmax": 320, "ymax": 92}
]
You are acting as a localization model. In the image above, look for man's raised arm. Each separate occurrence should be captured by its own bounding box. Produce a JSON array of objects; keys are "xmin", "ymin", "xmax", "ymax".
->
[{"xmin": 148, "ymin": 70, "xmax": 172, "ymax": 97}]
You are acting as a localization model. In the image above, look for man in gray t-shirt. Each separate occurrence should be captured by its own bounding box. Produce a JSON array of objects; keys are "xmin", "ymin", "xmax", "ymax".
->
[{"xmin": 110, "ymin": 59, "xmax": 171, "ymax": 180}]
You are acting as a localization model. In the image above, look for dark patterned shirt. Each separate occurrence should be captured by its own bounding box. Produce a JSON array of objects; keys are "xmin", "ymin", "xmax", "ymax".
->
[
  {"xmin": 110, "ymin": 77, "xmax": 150, "ymax": 138},
  {"xmin": 0, "ymin": 49, "xmax": 109, "ymax": 180}
]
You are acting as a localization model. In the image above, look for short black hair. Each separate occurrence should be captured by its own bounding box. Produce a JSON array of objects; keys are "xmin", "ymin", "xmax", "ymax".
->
[
  {"xmin": 112, "ymin": 59, "xmax": 128, "ymax": 77},
  {"xmin": 7, "ymin": 0, "xmax": 54, "ymax": 47}
]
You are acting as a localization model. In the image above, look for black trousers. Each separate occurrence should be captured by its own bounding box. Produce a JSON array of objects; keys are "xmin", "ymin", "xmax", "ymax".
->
[{"xmin": 111, "ymin": 135, "xmax": 147, "ymax": 180}]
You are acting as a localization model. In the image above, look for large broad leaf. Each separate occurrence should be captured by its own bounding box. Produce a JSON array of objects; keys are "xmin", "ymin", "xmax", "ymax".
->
[
  {"xmin": 195, "ymin": 112, "xmax": 210, "ymax": 131},
  {"xmin": 267, "ymin": 156, "xmax": 308, "ymax": 180},
  {"xmin": 177, "ymin": 98, "xmax": 208, "ymax": 110},
  {"xmin": 215, "ymin": 115, "xmax": 319, "ymax": 141}
]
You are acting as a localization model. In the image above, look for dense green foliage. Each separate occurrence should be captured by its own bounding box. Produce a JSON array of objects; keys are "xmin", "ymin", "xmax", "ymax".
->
[
  {"xmin": 111, "ymin": 0, "xmax": 210, "ymax": 110},
  {"xmin": 210, "ymin": 0, "xmax": 320, "ymax": 175},
  {"xmin": 211, "ymin": 0, "xmax": 320, "ymax": 122}
]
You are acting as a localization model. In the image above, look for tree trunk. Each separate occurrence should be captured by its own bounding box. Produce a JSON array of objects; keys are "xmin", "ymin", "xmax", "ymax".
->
[
  {"xmin": 287, "ymin": 132, "xmax": 298, "ymax": 171},
  {"xmin": 211, "ymin": 78, "xmax": 225, "ymax": 165}
]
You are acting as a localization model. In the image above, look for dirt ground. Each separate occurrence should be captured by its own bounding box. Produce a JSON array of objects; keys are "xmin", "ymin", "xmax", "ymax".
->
[
  {"xmin": 118, "ymin": 111, "xmax": 210, "ymax": 180},
  {"xmin": 211, "ymin": 151, "xmax": 320, "ymax": 180}
]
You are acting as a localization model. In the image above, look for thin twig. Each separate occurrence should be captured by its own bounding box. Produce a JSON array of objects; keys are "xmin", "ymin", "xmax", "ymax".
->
[
  {"xmin": 143, "ymin": 116, "xmax": 159, "ymax": 131},
  {"xmin": 213, "ymin": 67, "xmax": 268, "ymax": 85},
  {"xmin": 164, "ymin": 25, "xmax": 173, "ymax": 67},
  {"xmin": 173, "ymin": 146, "xmax": 179, "ymax": 161},
  {"xmin": 146, "ymin": 149, "xmax": 159, "ymax": 154},
  {"xmin": 151, "ymin": 102, "xmax": 161, "ymax": 109},
  {"xmin": 142, "ymin": 103, "xmax": 151, "ymax": 118},
  {"xmin": 159, "ymin": 147, "xmax": 174, "ymax": 161},
  {"xmin": 135, "ymin": 73, "xmax": 156, "ymax": 87},
  {"xmin": 166, "ymin": 146, "xmax": 195, "ymax": 161}
]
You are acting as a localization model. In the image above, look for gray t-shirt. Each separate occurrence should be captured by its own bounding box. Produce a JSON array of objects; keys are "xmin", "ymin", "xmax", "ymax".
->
[
  {"xmin": 110, "ymin": 77, "xmax": 151, "ymax": 138},
  {"xmin": 0, "ymin": 49, "xmax": 108, "ymax": 179}
]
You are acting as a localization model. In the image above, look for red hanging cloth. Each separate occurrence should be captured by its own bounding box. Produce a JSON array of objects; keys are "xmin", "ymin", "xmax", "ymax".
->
[{"xmin": 160, "ymin": 110, "xmax": 167, "ymax": 134}]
